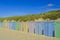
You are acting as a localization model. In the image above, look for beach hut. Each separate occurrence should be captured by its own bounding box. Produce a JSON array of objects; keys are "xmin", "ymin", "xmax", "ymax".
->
[
  {"xmin": 35, "ymin": 21, "xmax": 43, "ymax": 35},
  {"xmin": 48, "ymin": 21, "xmax": 55, "ymax": 37},
  {"xmin": 3, "ymin": 20, "xmax": 9, "ymax": 29},
  {"xmin": 20, "ymin": 21, "xmax": 28, "ymax": 32},
  {"xmin": 55, "ymin": 21, "xmax": 60, "ymax": 38},
  {"xmin": 20, "ymin": 22, "xmax": 24, "ymax": 31},
  {"xmin": 15, "ymin": 21, "xmax": 20, "ymax": 31},
  {"xmin": 9, "ymin": 20, "xmax": 16, "ymax": 30},
  {"xmin": 43, "ymin": 21, "xmax": 49, "ymax": 36},
  {"xmin": 35, "ymin": 22, "xmax": 39, "ymax": 34},
  {"xmin": 24, "ymin": 22, "xmax": 28, "ymax": 32},
  {"xmin": 43, "ymin": 21, "xmax": 55, "ymax": 37},
  {"xmin": 0, "ymin": 22, "xmax": 3, "ymax": 28},
  {"xmin": 28, "ymin": 21, "xmax": 35, "ymax": 33}
]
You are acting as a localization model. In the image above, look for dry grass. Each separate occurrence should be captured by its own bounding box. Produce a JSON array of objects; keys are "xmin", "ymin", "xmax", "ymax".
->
[{"xmin": 0, "ymin": 28, "xmax": 60, "ymax": 40}]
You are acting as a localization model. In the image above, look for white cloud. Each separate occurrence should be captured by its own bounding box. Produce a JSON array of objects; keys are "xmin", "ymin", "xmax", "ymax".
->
[{"xmin": 47, "ymin": 4, "xmax": 54, "ymax": 7}]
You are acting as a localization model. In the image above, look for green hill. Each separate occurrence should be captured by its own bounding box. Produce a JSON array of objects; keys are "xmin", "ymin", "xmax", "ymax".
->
[{"xmin": 0, "ymin": 10, "xmax": 60, "ymax": 22}]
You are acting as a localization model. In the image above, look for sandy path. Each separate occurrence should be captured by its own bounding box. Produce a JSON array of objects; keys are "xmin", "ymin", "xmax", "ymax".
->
[{"xmin": 0, "ymin": 28, "xmax": 60, "ymax": 40}]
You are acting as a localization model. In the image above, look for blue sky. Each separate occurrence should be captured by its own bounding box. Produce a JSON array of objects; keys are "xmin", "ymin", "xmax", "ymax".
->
[{"xmin": 0, "ymin": 0, "xmax": 60, "ymax": 18}]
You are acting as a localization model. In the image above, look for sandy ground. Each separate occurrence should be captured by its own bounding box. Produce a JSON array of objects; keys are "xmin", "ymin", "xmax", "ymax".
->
[{"xmin": 0, "ymin": 28, "xmax": 60, "ymax": 40}]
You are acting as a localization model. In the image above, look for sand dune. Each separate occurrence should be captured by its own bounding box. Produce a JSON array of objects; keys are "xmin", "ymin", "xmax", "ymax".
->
[{"xmin": 0, "ymin": 28, "xmax": 60, "ymax": 40}]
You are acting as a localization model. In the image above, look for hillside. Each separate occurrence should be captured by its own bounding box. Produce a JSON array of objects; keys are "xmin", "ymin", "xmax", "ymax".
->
[{"xmin": 0, "ymin": 10, "xmax": 60, "ymax": 22}]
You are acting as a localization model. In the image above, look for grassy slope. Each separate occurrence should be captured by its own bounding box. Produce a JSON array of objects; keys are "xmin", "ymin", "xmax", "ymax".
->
[
  {"xmin": 0, "ymin": 28, "xmax": 60, "ymax": 40},
  {"xmin": 0, "ymin": 10, "xmax": 60, "ymax": 22}
]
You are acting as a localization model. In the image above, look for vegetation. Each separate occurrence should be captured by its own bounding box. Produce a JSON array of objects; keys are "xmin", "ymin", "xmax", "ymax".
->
[{"xmin": 0, "ymin": 10, "xmax": 60, "ymax": 22}]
